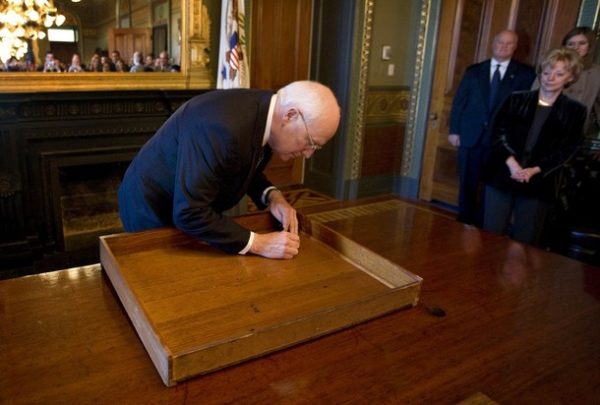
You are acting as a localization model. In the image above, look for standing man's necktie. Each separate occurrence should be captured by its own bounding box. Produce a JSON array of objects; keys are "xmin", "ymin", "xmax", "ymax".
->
[{"xmin": 489, "ymin": 64, "xmax": 501, "ymax": 111}]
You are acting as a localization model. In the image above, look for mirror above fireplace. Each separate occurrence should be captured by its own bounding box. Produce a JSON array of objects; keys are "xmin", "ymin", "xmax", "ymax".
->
[{"xmin": 0, "ymin": 0, "xmax": 218, "ymax": 92}]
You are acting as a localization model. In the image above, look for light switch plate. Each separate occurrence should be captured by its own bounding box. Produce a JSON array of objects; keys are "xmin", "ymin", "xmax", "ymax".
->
[{"xmin": 382, "ymin": 45, "xmax": 391, "ymax": 60}]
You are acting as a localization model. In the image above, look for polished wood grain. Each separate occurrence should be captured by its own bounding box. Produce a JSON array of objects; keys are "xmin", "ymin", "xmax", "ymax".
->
[
  {"xmin": 251, "ymin": 0, "xmax": 312, "ymax": 186},
  {"xmin": 1, "ymin": 197, "xmax": 599, "ymax": 403},
  {"xmin": 100, "ymin": 215, "xmax": 420, "ymax": 386}
]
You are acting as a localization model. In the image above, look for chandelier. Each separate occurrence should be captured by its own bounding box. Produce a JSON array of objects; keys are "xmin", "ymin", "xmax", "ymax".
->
[{"xmin": 0, "ymin": 0, "xmax": 66, "ymax": 63}]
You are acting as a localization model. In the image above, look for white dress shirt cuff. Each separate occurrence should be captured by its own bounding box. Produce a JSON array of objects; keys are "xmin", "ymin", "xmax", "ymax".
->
[{"xmin": 261, "ymin": 186, "xmax": 278, "ymax": 206}]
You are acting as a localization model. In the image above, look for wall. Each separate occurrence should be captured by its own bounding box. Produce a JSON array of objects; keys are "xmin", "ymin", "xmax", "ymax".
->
[{"xmin": 368, "ymin": 0, "xmax": 420, "ymax": 87}]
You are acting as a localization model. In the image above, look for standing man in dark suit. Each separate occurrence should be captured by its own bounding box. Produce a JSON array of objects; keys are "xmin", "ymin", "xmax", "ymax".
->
[
  {"xmin": 118, "ymin": 81, "xmax": 340, "ymax": 259},
  {"xmin": 448, "ymin": 30, "xmax": 536, "ymax": 225}
]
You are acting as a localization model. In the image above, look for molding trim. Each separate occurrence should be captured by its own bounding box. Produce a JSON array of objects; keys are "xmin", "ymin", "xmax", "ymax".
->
[
  {"xmin": 365, "ymin": 88, "xmax": 411, "ymax": 125},
  {"xmin": 349, "ymin": 0, "xmax": 375, "ymax": 180},
  {"xmin": 402, "ymin": 0, "xmax": 430, "ymax": 177},
  {"xmin": 402, "ymin": 0, "xmax": 436, "ymax": 179}
]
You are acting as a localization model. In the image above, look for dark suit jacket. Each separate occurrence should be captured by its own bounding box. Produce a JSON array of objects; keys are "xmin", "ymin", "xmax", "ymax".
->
[
  {"xmin": 486, "ymin": 90, "xmax": 586, "ymax": 200},
  {"xmin": 118, "ymin": 89, "xmax": 274, "ymax": 253},
  {"xmin": 450, "ymin": 59, "xmax": 536, "ymax": 148}
]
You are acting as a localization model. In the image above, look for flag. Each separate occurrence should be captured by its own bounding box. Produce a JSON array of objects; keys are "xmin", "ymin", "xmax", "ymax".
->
[{"xmin": 217, "ymin": 0, "xmax": 250, "ymax": 89}]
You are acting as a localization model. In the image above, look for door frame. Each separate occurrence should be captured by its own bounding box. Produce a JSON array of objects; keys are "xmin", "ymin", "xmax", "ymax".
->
[{"xmin": 306, "ymin": 0, "xmax": 440, "ymax": 200}]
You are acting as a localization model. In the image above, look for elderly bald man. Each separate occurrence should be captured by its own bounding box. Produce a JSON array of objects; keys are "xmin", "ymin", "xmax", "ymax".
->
[{"xmin": 118, "ymin": 81, "xmax": 341, "ymax": 259}]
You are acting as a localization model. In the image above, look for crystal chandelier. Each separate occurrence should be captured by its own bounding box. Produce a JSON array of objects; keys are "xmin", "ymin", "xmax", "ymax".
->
[{"xmin": 0, "ymin": 0, "xmax": 66, "ymax": 63}]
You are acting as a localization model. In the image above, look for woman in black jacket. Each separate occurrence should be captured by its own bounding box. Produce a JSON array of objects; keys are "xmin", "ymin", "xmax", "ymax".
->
[{"xmin": 483, "ymin": 48, "xmax": 587, "ymax": 245}]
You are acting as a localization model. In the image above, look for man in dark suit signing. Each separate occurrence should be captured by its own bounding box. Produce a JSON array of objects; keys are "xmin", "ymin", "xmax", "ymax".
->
[
  {"xmin": 449, "ymin": 30, "xmax": 536, "ymax": 225},
  {"xmin": 118, "ymin": 81, "xmax": 340, "ymax": 259}
]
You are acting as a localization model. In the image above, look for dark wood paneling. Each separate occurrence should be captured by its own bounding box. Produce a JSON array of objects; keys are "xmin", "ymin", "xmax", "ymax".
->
[
  {"xmin": 514, "ymin": 0, "xmax": 546, "ymax": 65},
  {"xmin": 453, "ymin": 0, "xmax": 484, "ymax": 88},
  {"xmin": 250, "ymin": 0, "xmax": 312, "ymax": 186},
  {"xmin": 547, "ymin": 0, "xmax": 583, "ymax": 49},
  {"xmin": 362, "ymin": 125, "xmax": 404, "ymax": 177},
  {"xmin": 109, "ymin": 28, "xmax": 153, "ymax": 65},
  {"xmin": 433, "ymin": 147, "xmax": 459, "ymax": 185},
  {"xmin": 250, "ymin": 0, "xmax": 312, "ymax": 90}
]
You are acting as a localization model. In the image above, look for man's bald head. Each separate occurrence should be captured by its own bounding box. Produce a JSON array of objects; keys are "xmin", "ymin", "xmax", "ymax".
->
[
  {"xmin": 492, "ymin": 30, "xmax": 518, "ymax": 62},
  {"xmin": 276, "ymin": 81, "xmax": 341, "ymax": 146}
]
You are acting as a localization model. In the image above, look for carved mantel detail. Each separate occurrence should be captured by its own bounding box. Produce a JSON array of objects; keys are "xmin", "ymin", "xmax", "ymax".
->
[{"xmin": 0, "ymin": 172, "xmax": 21, "ymax": 198}]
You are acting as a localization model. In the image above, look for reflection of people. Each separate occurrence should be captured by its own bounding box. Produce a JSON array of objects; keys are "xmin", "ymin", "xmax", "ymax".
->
[
  {"xmin": 144, "ymin": 53, "xmax": 155, "ymax": 71},
  {"xmin": 41, "ymin": 51, "xmax": 62, "ymax": 72},
  {"xmin": 155, "ymin": 51, "xmax": 171, "ymax": 72},
  {"xmin": 87, "ymin": 53, "xmax": 102, "ymax": 72},
  {"xmin": 68, "ymin": 53, "xmax": 84, "ymax": 72},
  {"xmin": 118, "ymin": 81, "xmax": 341, "ymax": 259},
  {"xmin": 449, "ymin": 30, "xmax": 536, "ymax": 225},
  {"xmin": 129, "ymin": 52, "xmax": 145, "ymax": 72},
  {"xmin": 483, "ymin": 48, "xmax": 586, "ymax": 246}
]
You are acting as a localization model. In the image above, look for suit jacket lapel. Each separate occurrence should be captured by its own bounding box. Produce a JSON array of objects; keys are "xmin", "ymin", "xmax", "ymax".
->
[{"xmin": 479, "ymin": 60, "xmax": 492, "ymax": 110}]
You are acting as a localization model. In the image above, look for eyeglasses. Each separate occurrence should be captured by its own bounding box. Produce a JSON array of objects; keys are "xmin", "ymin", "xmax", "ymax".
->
[{"xmin": 298, "ymin": 110, "xmax": 322, "ymax": 151}]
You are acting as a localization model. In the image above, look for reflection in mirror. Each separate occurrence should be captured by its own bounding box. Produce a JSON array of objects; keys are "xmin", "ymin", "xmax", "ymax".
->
[
  {"xmin": 1, "ymin": 0, "xmax": 184, "ymax": 73},
  {"xmin": 0, "ymin": 0, "xmax": 217, "ymax": 92}
]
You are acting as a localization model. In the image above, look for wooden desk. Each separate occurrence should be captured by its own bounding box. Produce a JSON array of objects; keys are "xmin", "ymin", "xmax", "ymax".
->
[{"xmin": 1, "ymin": 197, "xmax": 599, "ymax": 403}]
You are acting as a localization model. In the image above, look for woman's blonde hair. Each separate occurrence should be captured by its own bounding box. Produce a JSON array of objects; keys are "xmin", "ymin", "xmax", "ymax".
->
[{"xmin": 536, "ymin": 47, "xmax": 583, "ymax": 83}]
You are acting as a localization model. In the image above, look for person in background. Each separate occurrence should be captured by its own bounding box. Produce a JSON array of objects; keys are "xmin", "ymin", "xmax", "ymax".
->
[
  {"xmin": 562, "ymin": 27, "xmax": 600, "ymax": 146},
  {"xmin": 41, "ymin": 51, "xmax": 62, "ymax": 72},
  {"xmin": 129, "ymin": 52, "xmax": 145, "ymax": 72},
  {"xmin": 449, "ymin": 30, "xmax": 536, "ymax": 226},
  {"xmin": 483, "ymin": 48, "xmax": 586, "ymax": 246},
  {"xmin": 115, "ymin": 59, "xmax": 127, "ymax": 72},
  {"xmin": 554, "ymin": 27, "xmax": 600, "ymax": 252},
  {"xmin": 111, "ymin": 50, "xmax": 128, "ymax": 71},
  {"xmin": 100, "ymin": 55, "xmax": 115, "ymax": 72},
  {"xmin": 118, "ymin": 81, "xmax": 340, "ymax": 260},
  {"xmin": 68, "ymin": 53, "xmax": 85, "ymax": 72},
  {"xmin": 155, "ymin": 50, "xmax": 171, "ymax": 72},
  {"xmin": 87, "ymin": 53, "xmax": 102, "ymax": 72},
  {"xmin": 5, "ymin": 57, "xmax": 24, "ymax": 72},
  {"xmin": 144, "ymin": 53, "xmax": 155, "ymax": 71}
]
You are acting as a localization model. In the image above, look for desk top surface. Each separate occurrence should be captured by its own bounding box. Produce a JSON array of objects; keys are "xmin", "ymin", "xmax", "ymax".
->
[{"xmin": 1, "ymin": 197, "xmax": 599, "ymax": 404}]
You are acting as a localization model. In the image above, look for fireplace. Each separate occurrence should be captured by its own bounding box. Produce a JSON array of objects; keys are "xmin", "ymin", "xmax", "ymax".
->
[
  {"xmin": 38, "ymin": 147, "xmax": 140, "ymax": 252},
  {"xmin": 0, "ymin": 90, "xmax": 203, "ymax": 276},
  {"xmin": 61, "ymin": 165, "xmax": 123, "ymax": 251}
]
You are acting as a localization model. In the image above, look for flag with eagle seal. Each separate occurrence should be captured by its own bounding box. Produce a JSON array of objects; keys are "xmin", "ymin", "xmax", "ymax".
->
[{"xmin": 217, "ymin": 0, "xmax": 250, "ymax": 88}]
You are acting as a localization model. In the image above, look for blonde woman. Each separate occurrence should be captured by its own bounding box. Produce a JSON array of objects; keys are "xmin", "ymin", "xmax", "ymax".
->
[{"xmin": 483, "ymin": 48, "xmax": 586, "ymax": 245}]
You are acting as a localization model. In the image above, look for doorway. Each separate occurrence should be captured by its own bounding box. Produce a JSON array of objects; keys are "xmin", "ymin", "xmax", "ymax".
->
[{"xmin": 153, "ymin": 25, "xmax": 168, "ymax": 59}]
